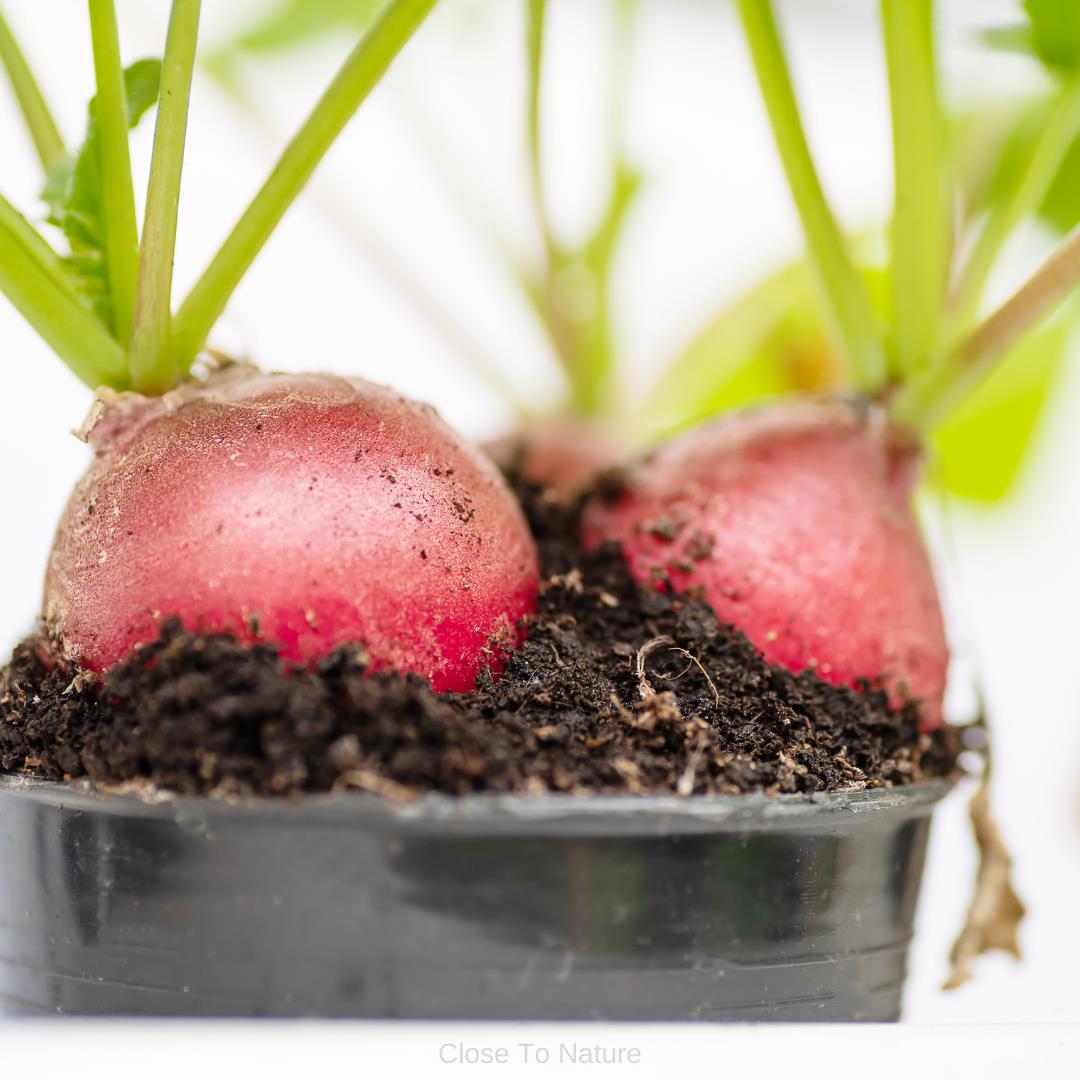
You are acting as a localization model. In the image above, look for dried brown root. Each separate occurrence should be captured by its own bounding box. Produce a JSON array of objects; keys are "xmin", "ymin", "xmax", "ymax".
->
[
  {"xmin": 634, "ymin": 635, "xmax": 674, "ymax": 700},
  {"xmin": 944, "ymin": 767, "xmax": 1025, "ymax": 990}
]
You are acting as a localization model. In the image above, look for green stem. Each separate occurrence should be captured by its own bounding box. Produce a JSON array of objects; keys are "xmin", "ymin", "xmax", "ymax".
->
[
  {"xmin": 893, "ymin": 222, "xmax": 1080, "ymax": 429},
  {"xmin": 0, "ymin": 5, "xmax": 65, "ymax": 171},
  {"xmin": 129, "ymin": 0, "xmax": 200, "ymax": 394},
  {"xmin": 951, "ymin": 73, "xmax": 1080, "ymax": 335},
  {"xmin": 0, "ymin": 193, "xmax": 128, "ymax": 387},
  {"xmin": 523, "ymin": 0, "xmax": 577, "ymax": 385},
  {"xmin": 88, "ymin": 0, "xmax": 141, "ymax": 342},
  {"xmin": 735, "ymin": 0, "xmax": 886, "ymax": 391},
  {"xmin": 526, "ymin": 0, "xmax": 557, "ymax": 265},
  {"xmin": 171, "ymin": 0, "xmax": 439, "ymax": 375},
  {"xmin": 881, "ymin": 0, "xmax": 947, "ymax": 377},
  {"xmin": 525, "ymin": 0, "xmax": 615, "ymax": 413}
]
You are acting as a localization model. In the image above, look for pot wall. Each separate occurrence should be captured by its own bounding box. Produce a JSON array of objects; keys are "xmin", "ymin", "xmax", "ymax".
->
[{"xmin": 0, "ymin": 775, "xmax": 949, "ymax": 1020}]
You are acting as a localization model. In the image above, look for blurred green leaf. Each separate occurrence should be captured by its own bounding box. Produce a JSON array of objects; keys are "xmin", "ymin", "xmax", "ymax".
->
[
  {"xmin": 983, "ymin": 1, "xmax": 1080, "ymax": 71},
  {"xmin": 931, "ymin": 307, "xmax": 1073, "ymax": 501},
  {"xmin": 960, "ymin": 92, "xmax": 1080, "ymax": 235},
  {"xmin": 1038, "ymin": 128, "xmax": 1080, "ymax": 230},
  {"xmin": 642, "ymin": 234, "xmax": 1074, "ymax": 504},
  {"xmin": 977, "ymin": 97, "xmax": 1049, "ymax": 212},
  {"xmin": 1024, "ymin": 0, "xmax": 1080, "ymax": 71},
  {"xmin": 639, "ymin": 262, "xmax": 829, "ymax": 440},
  {"xmin": 545, "ymin": 158, "xmax": 643, "ymax": 414},
  {"xmin": 640, "ymin": 239, "xmax": 893, "ymax": 441},
  {"xmin": 948, "ymin": 98, "xmax": 1029, "ymax": 221},
  {"xmin": 41, "ymin": 59, "xmax": 161, "ymax": 329}
]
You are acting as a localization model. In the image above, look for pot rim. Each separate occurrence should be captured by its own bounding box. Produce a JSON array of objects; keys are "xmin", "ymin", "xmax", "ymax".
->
[{"xmin": 0, "ymin": 771, "xmax": 953, "ymax": 837}]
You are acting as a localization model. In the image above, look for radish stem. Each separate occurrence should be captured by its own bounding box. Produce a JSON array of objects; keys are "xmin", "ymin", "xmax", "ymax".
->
[
  {"xmin": 881, "ymin": 0, "xmax": 947, "ymax": 378},
  {"xmin": 523, "ymin": 0, "xmax": 580, "ymax": 393},
  {"xmin": 894, "ymin": 222, "xmax": 1080, "ymax": 428},
  {"xmin": 526, "ymin": 0, "xmax": 557, "ymax": 265},
  {"xmin": 0, "ymin": 192, "xmax": 128, "ymax": 387},
  {"xmin": 951, "ymin": 73, "xmax": 1080, "ymax": 335},
  {"xmin": 129, "ymin": 0, "xmax": 201, "ymax": 393},
  {"xmin": 171, "ymin": 0, "xmax": 439, "ymax": 376},
  {"xmin": 0, "ymin": 5, "xmax": 65, "ymax": 171},
  {"xmin": 735, "ymin": 0, "xmax": 886, "ymax": 392},
  {"xmin": 88, "ymin": 0, "xmax": 141, "ymax": 342}
]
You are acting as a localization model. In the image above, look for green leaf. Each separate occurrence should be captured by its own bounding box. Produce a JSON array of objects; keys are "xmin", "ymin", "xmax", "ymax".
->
[
  {"xmin": 41, "ymin": 59, "xmax": 161, "ymax": 329},
  {"xmin": 957, "ymin": 92, "xmax": 1080, "ymax": 236},
  {"xmin": 531, "ymin": 159, "xmax": 642, "ymax": 417},
  {"xmin": 1024, "ymin": 0, "xmax": 1080, "ymax": 71},
  {"xmin": 977, "ymin": 97, "xmax": 1052, "ymax": 212},
  {"xmin": 638, "ymin": 262, "xmax": 832, "ymax": 440},
  {"xmin": 983, "ymin": 2, "xmax": 1080, "ymax": 71},
  {"xmin": 640, "ymin": 242, "xmax": 893, "ymax": 441},
  {"xmin": 930, "ymin": 302, "xmax": 1074, "ymax": 501},
  {"xmin": 1038, "ymin": 126, "xmax": 1080, "ymax": 230}
]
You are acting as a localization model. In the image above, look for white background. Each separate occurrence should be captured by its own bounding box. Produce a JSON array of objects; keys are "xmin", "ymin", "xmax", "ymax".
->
[
  {"xmin": 1, "ymin": 0, "xmax": 1078, "ymax": 1029},
  {"xmin": 5, "ymin": 1022, "xmax": 1080, "ymax": 1077}
]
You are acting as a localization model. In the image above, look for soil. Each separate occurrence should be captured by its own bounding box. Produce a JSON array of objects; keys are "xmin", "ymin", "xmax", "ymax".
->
[{"xmin": 0, "ymin": 484, "xmax": 961, "ymax": 800}]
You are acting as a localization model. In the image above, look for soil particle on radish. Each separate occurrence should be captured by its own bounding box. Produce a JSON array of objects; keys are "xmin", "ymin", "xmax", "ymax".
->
[{"xmin": 1, "ymin": 483, "xmax": 959, "ymax": 799}]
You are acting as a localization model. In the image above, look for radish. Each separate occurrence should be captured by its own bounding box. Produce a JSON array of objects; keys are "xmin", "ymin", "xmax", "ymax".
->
[
  {"xmin": 0, "ymin": 0, "xmax": 542, "ymax": 691},
  {"xmin": 561, "ymin": 0, "xmax": 1080, "ymax": 733},
  {"xmin": 45, "ymin": 368, "xmax": 537, "ymax": 691},
  {"xmin": 3, "ymin": 0, "xmax": 1080, "ymax": 726},
  {"xmin": 582, "ymin": 399, "xmax": 948, "ymax": 726}
]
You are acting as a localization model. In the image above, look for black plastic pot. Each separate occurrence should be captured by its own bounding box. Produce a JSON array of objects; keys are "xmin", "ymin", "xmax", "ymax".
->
[{"xmin": 0, "ymin": 773, "xmax": 950, "ymax": 1020}]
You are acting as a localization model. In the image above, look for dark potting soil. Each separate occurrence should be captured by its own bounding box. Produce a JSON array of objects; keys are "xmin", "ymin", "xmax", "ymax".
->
[{"xmin": 0, "ymin": 485, "xmax": 960, "ymax": 799}]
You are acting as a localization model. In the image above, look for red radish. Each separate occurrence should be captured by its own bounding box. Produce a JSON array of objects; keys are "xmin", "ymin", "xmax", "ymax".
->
[
  {"xmin": 44, "ymin": 368, "xmax": 539, "ymax": 692},
  {"xmin": 582, "ymin": 399, "xmax": 948, "ymax": 728}
]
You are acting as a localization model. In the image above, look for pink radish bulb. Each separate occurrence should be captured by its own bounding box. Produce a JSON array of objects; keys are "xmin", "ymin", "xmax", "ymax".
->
[
  {"xmin": 582, "ymin": 400, "xmax": 948, "ymax": 728},
  {"xmin": 44, "ymin": 369, "xmax": 539, "ymax": 692}
]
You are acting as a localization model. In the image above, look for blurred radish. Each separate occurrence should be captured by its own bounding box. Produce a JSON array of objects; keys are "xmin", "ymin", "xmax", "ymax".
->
[
  {"xmin": 584, "ymin": 0, "xmax": 1080, "ymax": 732},
  {"xmin": 3, "ymin": 0, "xmax": 1080, "ymax": 732},
  {"xmin": 46, "ymin": 370, "xmax": 538, "ymax": 691},
  {"xmin": 583, "ymin": 400, "xmax": 948, "ymax": 726}
]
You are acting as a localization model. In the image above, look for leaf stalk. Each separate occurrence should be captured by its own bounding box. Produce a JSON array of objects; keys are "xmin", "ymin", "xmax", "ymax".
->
[
  {"xmin": 88, "ymin": 0, "xmax": 141, "ymax": 342},
  {"xmin": 0, "ymin": 5, "xmax": 65, "ymax": 171},
  {"xmin": 882, "ymin": 0, "xmax": 948, "ymax": 377},
  {"xmin": 128, "ymin": 0, "xmax": 201, "ymax": 393},
  {"xmin": 171, "ymin": 0, "xmax": 438, "ymax": 375},
  {"xmin": 735, "ymin": 0, "xmax": 886, "ymax": 391},
  {"xmin": 894, "ymin": 222, "xmax": 1080, "ymax": 428}
]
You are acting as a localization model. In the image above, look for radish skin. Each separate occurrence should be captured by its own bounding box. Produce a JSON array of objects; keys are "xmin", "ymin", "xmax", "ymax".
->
[
  {"xmin": 44, "ymin": 368, "xmax": 539, "ymax": 691},
  {"xmin": 582, "ymin": 399, "xmax": 948, "ymax": 728}
]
